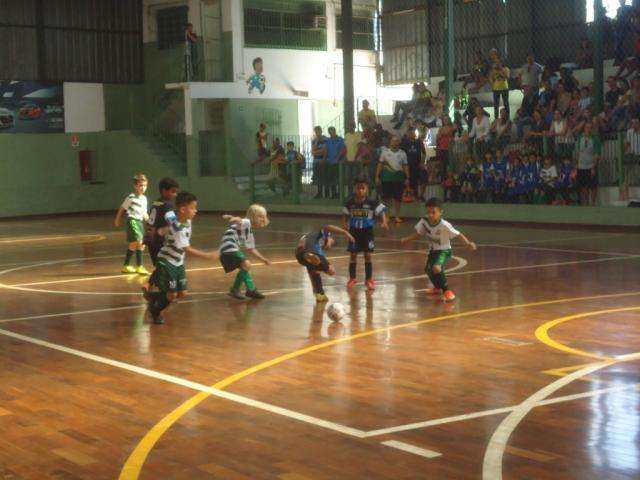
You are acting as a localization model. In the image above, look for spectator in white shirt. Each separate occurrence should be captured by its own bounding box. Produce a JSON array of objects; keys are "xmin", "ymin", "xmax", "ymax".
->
[
  {"xmin": 624, "ymin": 118, "xmax": 640, "ymax": 188},
  {"xmin": 519, "ymin": 54, "xmax": 543, "ymax": 91},
  {"xmin": 466, "ymin": 106, "xmax": 491, "ymax": 160},
  {"xmin": 578, "ymin": 87, "xmax": 592, "ymax": 111}
]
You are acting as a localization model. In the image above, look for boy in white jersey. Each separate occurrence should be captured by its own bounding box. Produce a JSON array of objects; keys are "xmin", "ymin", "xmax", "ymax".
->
[
  {"xmin": 401, "ymin": 197, "xmax": 476, "ymax": 302},
  {"xmin": 147, "ymin": 191, "xmax": 218, "ymax": 324},
  {"xmin": 219, "ymin": 204, "xmax": 271, "ymax": 300},
  {"xmin": 114, "ymin": 173, "xmax": 149, "ymax": 275}
]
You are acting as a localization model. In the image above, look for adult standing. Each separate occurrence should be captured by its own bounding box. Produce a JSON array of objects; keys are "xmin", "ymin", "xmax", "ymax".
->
[
  {"xmin": 376, "ymin": 135, "xmax": 410, "ymax": 223},
  {"xmin": 254, "ymin": 123, "xmax": 268, "ymax": 164},
  {"xmin": 436, "ymin": 115, "xmax": 454, "ymax": 178},
  {"xmin": 623, "ymin": 118, "xmax": 640, "ymax": 196},
  {"xmin": 490, "ymin": 60, "xmax": 511, "ymax": 120},
  {"xmin": 325, "ymin": 126, "xmax": 346, "ymax": 199},
  {"xmin": 311, "ymin": 126, "xmax": 327, "ymax": 199},
  {"xmin": 574, "ymin": 122, "xmax": 601, "ymax": 206},
  {"xmin": 344, "ymin": 122, "xmax": 363, "ymax": 192},
  {"xmin": 467, "ymin": 106, "xmax": 491, "ymax": 160},
  {"xmin": 401, "ymin": 128, "xmax": 425, "ymax": 201},
  {"xmin": 518, "ymin": 54, "xmax": 543, "ymax": 91},
  {"xmin": 185, "ymin": 23, "xmax": 198, "ymax": 80}
]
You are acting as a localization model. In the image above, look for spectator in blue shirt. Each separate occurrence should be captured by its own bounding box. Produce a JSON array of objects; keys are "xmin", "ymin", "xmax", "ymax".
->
[
  {"xmin": 312, "ymin": 126, "xmax": 327, "ymax": 199},
  {"xmin": 325, "ymin": 126, "xmax": 346, "ymax": 199}
]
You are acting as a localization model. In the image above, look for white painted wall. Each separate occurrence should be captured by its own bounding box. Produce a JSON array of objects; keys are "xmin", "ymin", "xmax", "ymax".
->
[{"xmin": 63, "ymin": 83, "xmax": 105, "ymax": 133}]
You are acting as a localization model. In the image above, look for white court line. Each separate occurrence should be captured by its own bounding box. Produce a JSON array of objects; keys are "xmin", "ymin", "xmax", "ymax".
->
[
  {"xmin": 0, "ymin": 327, "xmax": 366, "ymax": 439},
  {"xmin": 0, "ymin": 256, "xmax": 467, "ymax": 322},
  {"xmin": 482, "ymin": 352, "xmax": 640, "ymax": 480},
  {"xmin": 0, "ymin": 234, "xmax": 105, "ymax": 244},
  {"xmin": 494, "ymin": 233, "xmax": 626, "ymax": 246},
  {"xmin": 363, "ymin": 382, "xmax": 640, "ymax": 438},
  {"xmin": 381, "ymin": 440, "xmax": 442, "ymax": 459},
  {"xmin": 483, "ymin": 243, "xmax": 637, "ymax": 258}
]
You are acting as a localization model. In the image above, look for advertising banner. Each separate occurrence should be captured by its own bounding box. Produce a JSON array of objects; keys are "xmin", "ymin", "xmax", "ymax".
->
[{"xmin": 0, "ymin": 81, "xmax": 64, "ymax": 133}]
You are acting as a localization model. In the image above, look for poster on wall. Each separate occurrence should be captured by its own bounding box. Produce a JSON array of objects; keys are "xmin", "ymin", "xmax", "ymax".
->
[
  {"xmin": 0, "ymin": 81, "xmax": 64, "ymax": 133},
  {"xmin": 246, "ymin": 57, "xmax": 266, "ymax": 94}
]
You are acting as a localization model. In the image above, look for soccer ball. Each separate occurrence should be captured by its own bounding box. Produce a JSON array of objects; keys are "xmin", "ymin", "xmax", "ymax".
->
[{"xmin": 327, "ymin": 302, "xmax": 346, "ymax": 322}]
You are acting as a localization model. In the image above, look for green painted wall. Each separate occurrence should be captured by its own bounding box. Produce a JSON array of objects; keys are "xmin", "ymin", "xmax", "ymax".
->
[{"xmin": 221, "ymin": 31, "xmax": 234, "ymax": 82}]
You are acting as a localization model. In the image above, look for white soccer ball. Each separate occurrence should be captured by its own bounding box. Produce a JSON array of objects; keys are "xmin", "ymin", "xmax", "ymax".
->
[{"xmin": 327, "ymin": 302, "xmax": 346, "ymax": 322}]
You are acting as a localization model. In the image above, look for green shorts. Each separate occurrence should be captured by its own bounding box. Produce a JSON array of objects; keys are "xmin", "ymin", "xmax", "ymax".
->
[
  {"xmin": 126, "ymin": 218, "xmax": 145, "ymax": 243},
  {"xmin": 426, "ymin": 249, "xmax": 452, "ymax": 271},
  {"xmin": 154, "ymin": 259, "xmax": 187, "ymax": 293},
  {"xmin": 220, "ymin": 251, "xmax": 247, "ymax": 273}
]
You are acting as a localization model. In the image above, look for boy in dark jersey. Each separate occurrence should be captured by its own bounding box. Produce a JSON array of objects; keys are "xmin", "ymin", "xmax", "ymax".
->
[
  {"xmin": 296, "ymin": 226, "xmax": 354, "ymax": 303},
  {"xmin": 343, "ymin": 175, "xmax": 388, "ymax": 291},
  {"xmin": 146, "ymin": 177, "xmax": 180, "ymax": 265}
]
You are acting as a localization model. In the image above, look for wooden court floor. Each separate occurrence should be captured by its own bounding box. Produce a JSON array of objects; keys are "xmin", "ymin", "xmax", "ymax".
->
[{"xmin": 1, "ymin": 213, "xmax": 639, "ymax": 480}]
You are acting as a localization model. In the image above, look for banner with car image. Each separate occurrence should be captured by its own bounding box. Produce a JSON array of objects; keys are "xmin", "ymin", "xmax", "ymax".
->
[{"xmin": 0, "ymin": 81, "xmax": 64, "ymax": 133}]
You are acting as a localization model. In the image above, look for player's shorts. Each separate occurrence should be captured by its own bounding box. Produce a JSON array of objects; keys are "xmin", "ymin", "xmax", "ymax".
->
[
  {"xmin": 154, "ymin": 259, "xmax": 187, "ymax": 293},
  {"xmin": 576, "ymin": 168, "xmax": 598, "ymax": 189},
  {"xmin": 126, "ymin": 218, "xmax": 144, "ymax": 243},
  {"xmin": 381, "ymin": 180, "xmax": 405, "ymax": 201},
  {"xmin": 426, "ymin": 249, "xmax": 452, "ymax": 272},
  {"xmin": 348, "ymin": 228, "xmax": 375, "ymax": 253},
  {"xmin": 220, "ymin": 251, "xmax": 247, "ymax": 273},
  {"xmin": 295, "ymin": 247, "xmax": 330, "ymax": 273}
]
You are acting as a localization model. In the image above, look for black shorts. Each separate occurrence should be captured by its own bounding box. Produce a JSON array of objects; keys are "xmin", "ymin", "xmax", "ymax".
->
[
  {"xmin": 381, "ymin": 181, "xmax": 405, "ymax": 201},
  {"xmin": 576, "ymin": 168, "xmax": 598, "ymax": 189},
  {"xmin": 348, "ymin": 228, "xmax": 374, "ymax": 253},
  {"xmin": 295, "ymin": 247, "xmax": 330, "ymax": 272}
]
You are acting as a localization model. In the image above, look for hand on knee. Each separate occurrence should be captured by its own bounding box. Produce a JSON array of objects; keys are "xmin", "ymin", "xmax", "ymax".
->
[{"xmin": 432, "ymin": 264, "xmax": 442, "ymax": 274}]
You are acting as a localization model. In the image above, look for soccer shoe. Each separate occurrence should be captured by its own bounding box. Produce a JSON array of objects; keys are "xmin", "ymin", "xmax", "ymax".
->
[
  {"xmin": 228, "ymin": 288, "xmax": 245, "ymax": 300},
  {"xmin": 136, "ymin": 266, "xmax": 150, "ymax": 276},
  {"xmin": 245, "ymin": 289, "xmax": 265, "ymax": 299},
  {"xmin": 443, "ymin": 290, "xmax": 456, "ymax": 302},
  {"xmin": 425, "ymin": 288, "xmax": 442, "ymax": 295},
  {"xmin": 121, "ymin": 265, "xmax": 136, "ymax": 274},
  {"xmin": 365, "ymin": 279, "xmax": 376, "ymax": 291},
  {"xmin": 347, "ymin": 278, "xmax": 357, "ymax": 289},
  {"xmin": 315, "ymin": 293, "xmax": 329, "ymax": 303}
]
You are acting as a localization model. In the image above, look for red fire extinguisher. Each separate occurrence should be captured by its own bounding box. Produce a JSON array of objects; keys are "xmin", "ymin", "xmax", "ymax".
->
[{"xmin": 79, "ymin": 150, "xmax": 92, "ymax": 181}]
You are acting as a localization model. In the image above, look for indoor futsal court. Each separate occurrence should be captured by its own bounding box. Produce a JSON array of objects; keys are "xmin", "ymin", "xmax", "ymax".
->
[{"xmin": 1, "ymin": 213, "xmax": 639, "ymax": 480}]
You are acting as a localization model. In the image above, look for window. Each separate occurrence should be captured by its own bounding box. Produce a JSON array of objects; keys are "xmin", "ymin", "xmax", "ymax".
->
[
  {"xmin": 586, "ymin": 0, "xmax": 632, "ymax": 23},
  {"xmin": 157, "ymin": 6, "xmax": 188, "ymax": 50},
  {"xmin": 244, "ymin": 0, "xmax": 326, "ymax": 50},
  {"xmin": 336, "ymin": 11, "xmax": 375, "ymax": 51}
]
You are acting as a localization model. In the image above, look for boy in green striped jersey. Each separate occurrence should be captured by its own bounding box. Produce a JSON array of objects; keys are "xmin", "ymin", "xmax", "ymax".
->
[
  {"xmin": 219, "ymin": 204, "xmax": 271, "ymax": 300},
  {"xmin": 147, "ymin": 191, "xmax": 218, "ymax": 324},
  {"xmin": 114, "ymin": 173, "xmax": 150, "ymax": 275}
]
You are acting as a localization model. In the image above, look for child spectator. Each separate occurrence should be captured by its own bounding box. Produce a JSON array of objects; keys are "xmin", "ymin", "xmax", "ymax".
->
[
  {"xmin": 401, "ymin": 128, "xmax": 425, "ymax": 201},
  {"xmin": 507, "ymin": 155, "xmax": 524, "ymax": 203},
  {"xmin": 493, "ymin": 149, "xmax": 509, "ymax": 203},
  {"xmin": 539, "ymin": 156, "xmax": 559, "ymax": 204},
  {"xmin": 443, "ymin": 172, "xmax": 460, "ymax": 202},
  {"xmin": 557, "ymin": 156, "xmax": 576, "ymax": 204},
  {"xmin": 460, "ymin": 156, "xmax": 480, "ymax": 202},
  {"xmin": 480, "ymin": 150, "xmax": 496, "ymax": 203}
]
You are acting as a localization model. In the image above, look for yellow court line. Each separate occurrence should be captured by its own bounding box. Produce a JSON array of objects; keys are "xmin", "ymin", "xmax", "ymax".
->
[
  {"xmin": 118, "ymin": 291, "xmax": 640, "ymax": 480},
  {"xmin": 535, "ymin": 306, "xmax": 640, "ymax": 361}
]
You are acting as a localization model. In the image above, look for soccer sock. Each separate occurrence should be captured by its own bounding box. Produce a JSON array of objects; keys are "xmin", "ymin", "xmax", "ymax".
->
[
  {"xmin": 365, "ymin": 262, "xmax": 373, "ymax": 281},
  {"xmin": 232, "ymin": 271, "xmax": 244, "ymax": 290},
  {"xmin": 349, "ymin": 262, "xmax": 356, "ymax": 279},
  {"xmin": 309, "ymin": 271, "xmax": 324, "ymax": 294},
  {"xmin": 135, "ymin": 250, "xmax": 143, "ymax": 267},
  {"xmin": 124, "ymin": 249, "xmax": 134, "ymax": 266},
  {"xmin": 426, "ymin": 265, "xmax": 440, "ymax": 290},
  {"xmin": 438, "ymin": 271, "xmax": 448, "ymax": 291},
  {"xmin": 241, "ymin": 269, "xmax": 256, "ymax": 291}
]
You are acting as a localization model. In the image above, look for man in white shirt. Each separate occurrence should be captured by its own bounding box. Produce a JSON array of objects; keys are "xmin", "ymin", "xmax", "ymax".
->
[
  {"xmin": 624, "ymin": 118, "xmax": 640, "ymax": 189},
  {"xmin": 519, "ymin": 53, "xmax": 543, "ymax": 91},
  {"xmin": 375, "ymin": 135, "xmax": 410, "ymax": 223}
]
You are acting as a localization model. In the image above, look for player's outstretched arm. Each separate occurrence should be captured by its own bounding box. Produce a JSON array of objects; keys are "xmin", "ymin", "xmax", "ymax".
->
[
  {"xmin": 400, "ymin": 232, "xmax": 421, "ymax": 244},
  {"xmin": 248, "ymin": 248, "xmax": 271, "ymax": 265},
  {"xmin": 185, "ymin": 246, "xmax": 219, "ymax": 261},
  {"xmin": 325, "ymin": 225, "xmax": 355, "ymax": 244},
  {"xmin": 457, "ymin": 233, "xmax": 477, "ymax": 251},
  {"xmin": 114, "ymin": 208, "xmax": 125, "ymax": 227}
]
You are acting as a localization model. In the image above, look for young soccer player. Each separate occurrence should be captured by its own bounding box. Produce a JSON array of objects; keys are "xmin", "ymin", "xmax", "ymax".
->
[
  {"xmin": 219, "ymin": 204, "xmax": 271, "ymax": 300},
  {"xmin": 343, "ymin": 174, "xmax": 388, "ymax": 291},
  {"xmin": 114, "ymin": 173, "xmax": 149, "ymax": 275},
  {"xmin": 401, "ymin": 197, "xmax": 477, "ymax": 302},
  {"xmin": 147, "ymin": 191, "xmax": 218, "ymax": 324},
  {"xmin": 296, "ymin": 226, "xmax": 354, "ymax": 303},
  {"xmin": 146, "ymin": 177, "xmax": 180, "ymax": 266}
]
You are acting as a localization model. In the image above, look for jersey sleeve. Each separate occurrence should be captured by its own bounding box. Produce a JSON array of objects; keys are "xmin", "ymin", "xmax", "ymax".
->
[
  {"xmin": 242, "ymin": 219, "xmax": 256, "ymax": 249},
  {"xmin": 415, "ymin": 219, "xmax": 427, "ymax": 236},
  {"xmin": 147, "ymin": 206, "xmax": 157, "ymax": 226},
  {"xmin": 372, "ymin": 199, "xmax": 386, "ymax": 216},
  {"xmin": 120, "ymin": 196, "xmax": 132, "ymax": 210},
  {"xmin": 444, "ymin": 221, "xmax": 461, "ymax": 238}
]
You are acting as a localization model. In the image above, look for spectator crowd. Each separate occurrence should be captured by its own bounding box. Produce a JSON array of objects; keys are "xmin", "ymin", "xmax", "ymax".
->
[{"xmin": 253, "ymin": 2, "xmax": 640, "ymax": 209}]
